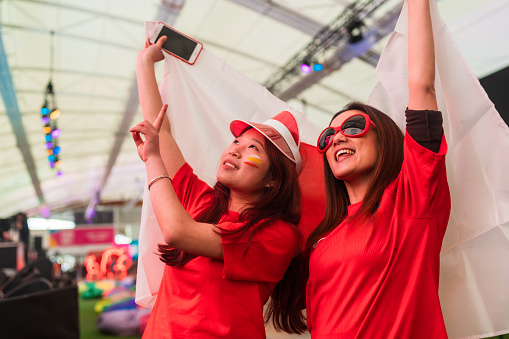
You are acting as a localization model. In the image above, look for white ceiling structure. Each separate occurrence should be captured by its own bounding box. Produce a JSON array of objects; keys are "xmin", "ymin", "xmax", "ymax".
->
[{"xmin": 0, "ymin": 0, "xmax": 507, "ymax": 219}]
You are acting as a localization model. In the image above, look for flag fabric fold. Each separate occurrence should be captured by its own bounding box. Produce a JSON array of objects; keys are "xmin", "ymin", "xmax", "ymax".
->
[{"xmin": 368, "ymin": 1, "xmax": 509, "ymax": 338}]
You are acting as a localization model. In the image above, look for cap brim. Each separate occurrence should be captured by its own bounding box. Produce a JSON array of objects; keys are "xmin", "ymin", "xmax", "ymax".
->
[{"xmin": 230, "ymin": 120, "xmax": 295, "ymax": 164}]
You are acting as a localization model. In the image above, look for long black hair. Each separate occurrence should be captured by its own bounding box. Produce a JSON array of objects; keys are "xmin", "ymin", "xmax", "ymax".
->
[{"xmin": 159, "ymin": 130, "xmax": 307, "ymax": 333}]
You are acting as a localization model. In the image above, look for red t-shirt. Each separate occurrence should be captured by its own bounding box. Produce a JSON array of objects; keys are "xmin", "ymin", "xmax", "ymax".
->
[
  {"xmin": 142, "ymin": 163, "xmax": 299, "ymax": 339},
  {"xmin": 306, "ymin": 133, "xmax": 450, "ymax": 338}
]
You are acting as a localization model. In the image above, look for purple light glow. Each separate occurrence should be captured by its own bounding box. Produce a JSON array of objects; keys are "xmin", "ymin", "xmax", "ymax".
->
[
  {"xmin": 45, "ymin": 142, "xmax": 53, "ymax": 149},
  {"xmin": 51, "ymin": 129, "xmax": 61, "ymax": 138},
  {"xmin": 57, "ymin": 171, "xmax": 63, "ymax": 177},
  {"xmin": 300, "ymin": 64, "xmax": 312, "ymax": 73},
  {"xmin": 41, "ymin": 117, "xmax": 50, "ymax": 124}
]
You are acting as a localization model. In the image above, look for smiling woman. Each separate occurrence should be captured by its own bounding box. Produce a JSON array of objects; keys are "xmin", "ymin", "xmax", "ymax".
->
[
  {"xmin": 303, "ymin": 0, "xmax": 452, "ymax": 337},
  {"xmin": 129, "ymin": 34, "xmax": 309, "ymax": 338}
]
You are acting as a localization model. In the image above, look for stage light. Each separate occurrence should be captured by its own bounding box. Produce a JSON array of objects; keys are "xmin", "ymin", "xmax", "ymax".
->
[
  {"xmin": 300, "ymin": 63, "xmax": 312, "ymax": 74},
  {"xmin": 347, "ymin": 19, "xmax": 364, "ymax": 44},
  {"xmin": 50, "ymin": 109, "xmax": 61, "ymax": 120},
  {"xmin": 51, "ymin": 128, "xmax": 61, "ymax": 138},
  {"xmin": 313, "ymin": 64, "xmax": 324, "ymax": 71}
]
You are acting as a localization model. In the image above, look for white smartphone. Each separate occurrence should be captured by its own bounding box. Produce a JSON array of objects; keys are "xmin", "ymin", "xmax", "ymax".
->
[{"xmin": 150, "ymin": 22, "xmax": 203, "ymax": 65}]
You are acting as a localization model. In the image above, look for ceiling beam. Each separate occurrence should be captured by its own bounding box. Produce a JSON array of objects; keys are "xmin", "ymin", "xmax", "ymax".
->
[
  {"xmin": 1, "ymin": 23, "xmax": 140, "ymax": 52},
  {"xmin": 0, "ymin": 22, "xmax": 45, "ymax": 208},
  {"xmin": 227, "ymin": 0, "xmax": 324, "ymax": 36}
]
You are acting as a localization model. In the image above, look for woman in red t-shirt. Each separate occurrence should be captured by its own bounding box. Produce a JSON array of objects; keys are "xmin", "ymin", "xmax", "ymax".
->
[
  {"xmin": 129, "ymin": 35, "xmax": 307, "ymax": 337},
  {"xmin": 305, "ymin": 0, "xmax": 451, "ymax": 338}
]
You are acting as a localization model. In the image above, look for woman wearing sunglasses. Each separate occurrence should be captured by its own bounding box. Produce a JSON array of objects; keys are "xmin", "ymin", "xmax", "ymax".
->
[
  {"xmin": 305, "ymin": 0, "xmax": 450, "ymax": 337},
  {"xmin": 130, "ymin": 35, "xmax": 307, "ymax": 338}
]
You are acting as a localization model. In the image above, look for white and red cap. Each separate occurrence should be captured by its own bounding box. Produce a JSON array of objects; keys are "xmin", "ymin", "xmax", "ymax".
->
[{"xmin": 230, "ymin": 110, "xmax": 302, "ymax": 175}]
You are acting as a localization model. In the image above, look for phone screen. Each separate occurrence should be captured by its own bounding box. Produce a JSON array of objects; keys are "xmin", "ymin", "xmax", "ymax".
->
[{"xmin": 156, "ymin": 26, "xmax": 197, "ymax": 61}]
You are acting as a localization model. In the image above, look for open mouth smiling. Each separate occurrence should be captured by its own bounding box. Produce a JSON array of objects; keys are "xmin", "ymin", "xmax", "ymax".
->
[
  {"xmin": 335, "ymin": 149, "xmax": 355, "ymax": 161},
  {"xmin": 224, "ymin": 161, "xmax": 238, "ymax": 170}
]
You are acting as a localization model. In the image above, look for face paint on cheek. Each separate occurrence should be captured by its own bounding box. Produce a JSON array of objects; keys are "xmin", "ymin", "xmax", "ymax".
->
[{"xmin": 244, "ymin": 155, "xmax": 262, "ymax": 169}]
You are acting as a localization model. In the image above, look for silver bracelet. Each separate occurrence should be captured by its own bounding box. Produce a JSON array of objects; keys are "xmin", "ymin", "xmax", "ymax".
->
[{"xmin": 148, "ymin": 175, "xmax": 172, "ymax": 191}]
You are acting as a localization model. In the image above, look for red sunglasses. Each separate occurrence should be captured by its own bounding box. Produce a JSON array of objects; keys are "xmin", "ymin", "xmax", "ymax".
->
[{"xmin": 317, "ymin": 113, "xmax": 376, "ymax": 154}]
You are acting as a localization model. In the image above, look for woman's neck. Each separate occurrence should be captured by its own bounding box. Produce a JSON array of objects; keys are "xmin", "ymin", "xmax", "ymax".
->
[
  {"xmin": 344, "ymin": 179, "xmax": 370, "ymax": 205},
  {"xmin": 228, "ymin": 190, "xmax": 261, "ymax": 213}
]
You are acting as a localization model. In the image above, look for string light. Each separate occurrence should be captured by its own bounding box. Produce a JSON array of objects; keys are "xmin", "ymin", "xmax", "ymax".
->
[{"xmin": 40, "ymin": 31, "xmax": 63, "ymax": 176}]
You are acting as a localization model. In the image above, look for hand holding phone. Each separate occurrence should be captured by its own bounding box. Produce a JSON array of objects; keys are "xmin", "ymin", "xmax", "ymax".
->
[
  {"xmin": 142, "ymin": 35, "xmax": 166, "ymax": 64},
  {"xmin": 149, "ymin": 22, "xmax": 203, "ymax": 65}
]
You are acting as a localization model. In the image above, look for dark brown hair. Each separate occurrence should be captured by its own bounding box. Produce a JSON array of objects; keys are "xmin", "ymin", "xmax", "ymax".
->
[
  {"xmin": 306, "ymin": 102, "xmax": 404, "ymax": 252},
  {"xmin": 158, "ymin": 128, "xmax": 306, "ymax": 333}
]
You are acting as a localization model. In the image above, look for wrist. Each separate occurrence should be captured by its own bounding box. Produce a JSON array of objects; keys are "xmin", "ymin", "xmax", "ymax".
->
[
  {"xmin": 137, "ymin": 53, "xmax": 157, "ymax": 68},
  {"xmin": 145, "ymin": 154, "xmax": 165, "ymax": 170},
  {"xmin": 148, "ymin": 175, "xmax": 172, "ymax": 191}
]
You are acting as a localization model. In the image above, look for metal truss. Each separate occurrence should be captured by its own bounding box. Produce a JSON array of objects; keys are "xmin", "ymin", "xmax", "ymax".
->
[{"xmin": 263, "ymin": 0, "xmax": 391, "ymax": 96}]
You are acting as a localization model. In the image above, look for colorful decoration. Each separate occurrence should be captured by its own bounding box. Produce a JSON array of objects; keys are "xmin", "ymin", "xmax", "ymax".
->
[{"xmin": 84, "ymin": 247, "xmax": 132, "ymax": 282}]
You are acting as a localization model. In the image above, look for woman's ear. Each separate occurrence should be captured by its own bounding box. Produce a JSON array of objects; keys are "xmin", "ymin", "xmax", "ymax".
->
[{"xmin": 265, "ymin": 180, "xmax": 275, "ymax": 189}]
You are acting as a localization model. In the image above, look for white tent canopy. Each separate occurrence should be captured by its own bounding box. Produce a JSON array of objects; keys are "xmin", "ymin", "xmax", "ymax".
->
[{"xmin": 0, "ymin": 0, "xmax": 507, "ymax": 218}]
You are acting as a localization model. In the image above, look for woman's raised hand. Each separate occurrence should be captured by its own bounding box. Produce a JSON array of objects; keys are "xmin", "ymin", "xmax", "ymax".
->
[
  {"xmin": 130, "ymin": 104, "xmax": 168, "ymax": 162},
  {"xmin": 138, "ymin": 35, "xmax": 167, "ymax": 64}
]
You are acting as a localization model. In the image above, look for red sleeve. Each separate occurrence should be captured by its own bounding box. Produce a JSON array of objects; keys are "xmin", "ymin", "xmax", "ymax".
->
[
  {"xmin": 397, "ymin": 132, "xmax": 450, "ymax": 219},
  {"xmin": 172, "ymin": 163, "xmax": 214, "ymax": 219},
  {"xmin": 221, "ymin": 221, "xmax": 299, "ymax": 283}
]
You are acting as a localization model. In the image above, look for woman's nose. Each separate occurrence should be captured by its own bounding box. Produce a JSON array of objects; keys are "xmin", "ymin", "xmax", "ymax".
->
[{"xmin": 332, "ymin": 129, "xmax": 348, "ymax": 145}]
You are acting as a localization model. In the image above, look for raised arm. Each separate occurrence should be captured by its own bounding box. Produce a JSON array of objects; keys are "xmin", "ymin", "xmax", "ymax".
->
[
  {"xmin": 137, "ymin": 35, "xmax": 185, "ymax": 178},
  {"xmin": 130, "ymin": 106, "xmax": 223, "ymax": 259},
  {"xmin": 407, "ymin": 0, "xmax": 438, "ymax": 111}
]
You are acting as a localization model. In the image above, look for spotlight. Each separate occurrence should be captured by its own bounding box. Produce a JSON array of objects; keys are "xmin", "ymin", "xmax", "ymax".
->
[
  {"xmin": 300, "ymin": 63, "xmax": 312, "ymax": 74},
  {"xmin": 347, "ymin": 19, "xmax": 364, "ymax": 44},
  {"xmin": 313, "ymin": 64, "xmax": 324, "ymax": 71}
]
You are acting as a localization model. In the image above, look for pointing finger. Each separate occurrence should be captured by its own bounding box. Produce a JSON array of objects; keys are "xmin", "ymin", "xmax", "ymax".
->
[{"xmin": 153, "ymin": 104, "xmax": 168, "ymax": 131}]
